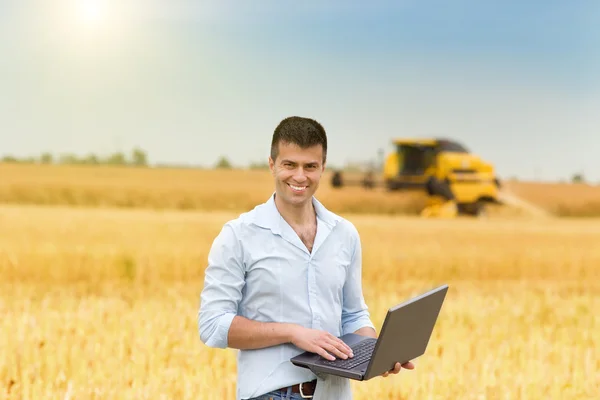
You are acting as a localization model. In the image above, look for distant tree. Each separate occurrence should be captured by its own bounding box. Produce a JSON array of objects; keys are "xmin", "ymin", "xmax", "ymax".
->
[
  {"xmin": 40, "ymin": 153, "xmax": 53, "ymax": 164},
  {"xmin": 82, "ymin": 154, "xmax": 99, "ymax": 165},
  {"xmin": 215, "ymin": 156, "xmax": 232, "ymax": 169},
  {"xmin": 59, "ymin": 153, "xmax": 81, "ymax": 164},
  {"xmin": 2, "ymin": 155, "xmax": 18, "ymax": 163},
  {"xmin": 249, "ymin": 161, "xmax": 270, "ymax": 170},
  {"xmin": 106, "ymin": 152, "xmax": 127, "ymax": 165},
  {"xmin": 572, "ymin": 173, "xmax": 585, "ymax": 184},
  {"xmin": 131, "ymin": 147, "xmax": 148, "ymax": 166}
]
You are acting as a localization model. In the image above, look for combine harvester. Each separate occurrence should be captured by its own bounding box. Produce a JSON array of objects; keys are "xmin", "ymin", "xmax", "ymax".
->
[{"xmin": 331, "ymin": 138, "xmax": 504, "ymax": 218}]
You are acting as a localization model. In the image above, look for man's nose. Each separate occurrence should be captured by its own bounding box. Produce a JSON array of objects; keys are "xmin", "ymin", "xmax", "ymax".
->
[{"xmin": 293, "ymin": 168, "xmax": 307, "ymax": 181}]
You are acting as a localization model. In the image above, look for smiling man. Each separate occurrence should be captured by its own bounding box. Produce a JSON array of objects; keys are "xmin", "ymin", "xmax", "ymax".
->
[{"xmin": 198, "ymin": 116, "xmax": 413, "ymax": 400}]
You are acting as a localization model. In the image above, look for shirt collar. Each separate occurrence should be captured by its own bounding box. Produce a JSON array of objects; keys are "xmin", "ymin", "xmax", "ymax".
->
[{"xmin": 252, "ymin": 192, "xmax": 341, "ymax": 233}]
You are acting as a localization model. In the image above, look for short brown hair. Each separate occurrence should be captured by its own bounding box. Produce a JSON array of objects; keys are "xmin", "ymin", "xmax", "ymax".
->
[{"xmin": 271, "ymin": 116, "xmax": 327, "ymax": 163}]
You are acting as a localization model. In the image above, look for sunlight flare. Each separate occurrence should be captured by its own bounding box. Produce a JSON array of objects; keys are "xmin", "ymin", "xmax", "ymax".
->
[{"xmin": 78, "ymin": 0, "xmax": 107, "ymax": 27}]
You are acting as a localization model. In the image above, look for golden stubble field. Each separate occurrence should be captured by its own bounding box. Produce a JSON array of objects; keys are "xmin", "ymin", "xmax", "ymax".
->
[{"xmin": 1, "ymin": 200, "xmax": 599, "ymax": 399}]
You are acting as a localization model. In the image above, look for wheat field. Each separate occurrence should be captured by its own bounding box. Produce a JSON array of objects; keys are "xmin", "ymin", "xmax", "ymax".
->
[{"xmin": 1, "ymin": 192, "xmax": 599, "ymax": 399}]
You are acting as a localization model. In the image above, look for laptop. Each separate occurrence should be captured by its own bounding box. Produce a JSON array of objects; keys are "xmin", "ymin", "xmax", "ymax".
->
[{"xmin": 290, "ymin": 284, "xmax": 448, "ymax": 381}]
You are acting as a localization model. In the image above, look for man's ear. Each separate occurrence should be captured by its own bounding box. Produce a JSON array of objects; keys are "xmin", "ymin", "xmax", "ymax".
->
[{"xmin": 268, "ymin": 157, "xmax": 275, "ymax": 175}]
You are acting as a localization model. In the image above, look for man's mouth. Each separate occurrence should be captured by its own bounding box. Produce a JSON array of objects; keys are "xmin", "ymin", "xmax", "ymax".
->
[{"xmin": 288, "ymin": 183, "xmax": 307, "ymax": 193}]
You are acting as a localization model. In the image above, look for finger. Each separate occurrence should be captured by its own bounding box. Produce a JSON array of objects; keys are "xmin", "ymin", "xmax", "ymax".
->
[
  {"xmin": 336, "ymin": 338, "xmax": 354, "ymax": 356},
  {"xmin": 322, "ymin": 342, "xmax": 349, "ymax": 360},
  {"xmin": 315, "ymin": 347, "xmax": 335, "ymax": 361},
  {"xmin": 322, "ymin": 336, "xmax": 351, "ymax": 358},
  {"xmin": 327, "ymin": 335, "xmax": 353, "ymax": 357},
  {"xmin": 330, "ymin": 338, "xmax": 353, "ymax": 358},
  {"xmin": 401, "ymin": 361, "xmax": 415, "ymax": 370},
  {"xmin": 383, "ymin": 363, "xmax": 400, "ymax": 376}
]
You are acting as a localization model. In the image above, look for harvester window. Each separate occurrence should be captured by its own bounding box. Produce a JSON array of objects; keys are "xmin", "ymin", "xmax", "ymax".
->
[
  {"xmin": 397, "ymin": 145, "xmax": 435, "ymax": 175},
  {"xmin": 437, "ymin": 140, "xmax": 469, "ymax": 153}
]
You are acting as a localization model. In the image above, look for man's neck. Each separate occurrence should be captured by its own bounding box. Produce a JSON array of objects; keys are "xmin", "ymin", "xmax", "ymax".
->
[{"xmin": 274, "ymin": 194, "xmax": 316, "ymax": 227}]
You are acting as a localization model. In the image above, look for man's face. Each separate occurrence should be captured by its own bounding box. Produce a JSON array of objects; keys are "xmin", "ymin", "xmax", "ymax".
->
[{"xmin": 269, "ymin": 141, "xmax": 325, "ymax": 208}]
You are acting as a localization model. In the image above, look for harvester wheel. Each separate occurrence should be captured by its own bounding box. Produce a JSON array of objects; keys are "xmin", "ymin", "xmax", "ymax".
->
[
  {"xmin": 386, "ymin": 181, "xmax": 400, "ymax": 191},
  {"xmin": 458, "ymin": 201, "xmax": 487, "ymax": 217},
  {"xmin": 473, "ymin": 201, "xmax": 487, "ymax": 218}
]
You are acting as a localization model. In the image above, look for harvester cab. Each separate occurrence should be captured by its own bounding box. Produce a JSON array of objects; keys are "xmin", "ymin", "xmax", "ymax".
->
[{"xmin": 331, "ymin": 138, "xmax": 502, "ymax": 218}]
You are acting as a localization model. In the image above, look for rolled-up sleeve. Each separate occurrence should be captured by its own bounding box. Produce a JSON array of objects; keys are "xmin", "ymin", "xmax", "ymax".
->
[
  {"xmin": 198, "ymin": 222, "xmax": 246, "ymax": 348},
  {"xmin": 341, "ymin": 228, "xmax": 376, "ymax": 336}
]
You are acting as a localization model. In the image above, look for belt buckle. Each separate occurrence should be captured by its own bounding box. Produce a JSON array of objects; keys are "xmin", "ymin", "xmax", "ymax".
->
[{"xmin": 299, "ymin": 382, "xmax": 313, "ymax": 399}]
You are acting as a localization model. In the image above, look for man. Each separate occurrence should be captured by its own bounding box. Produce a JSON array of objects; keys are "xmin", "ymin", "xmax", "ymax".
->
[{"xmin": 198, "ymin": 116, "xmax": 414, "ymax": 400}]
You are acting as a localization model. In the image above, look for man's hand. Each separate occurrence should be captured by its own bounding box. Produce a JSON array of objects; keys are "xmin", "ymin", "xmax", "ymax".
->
[
  {"xmin": 351, "ymin": 328, "xmax": 415, "ymax": 378},
  {"xmin": 289, "ymin": 326, "xmax": 354, "ymax": 361},
  {"xmin": 381, "ymin": 361, "xmax": 415, "ymax": 377}
]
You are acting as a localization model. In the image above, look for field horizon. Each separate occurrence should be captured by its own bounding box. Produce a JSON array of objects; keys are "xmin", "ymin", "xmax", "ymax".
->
[{"xmin": 2, "ymin": 163, "xmax": 600, "ymax": 218}]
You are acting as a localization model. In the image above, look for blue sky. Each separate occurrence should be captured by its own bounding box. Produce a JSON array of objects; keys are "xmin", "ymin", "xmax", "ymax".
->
[{"xmin": 1, "ymin": 0, "xmax": 599, "ymax": 181}]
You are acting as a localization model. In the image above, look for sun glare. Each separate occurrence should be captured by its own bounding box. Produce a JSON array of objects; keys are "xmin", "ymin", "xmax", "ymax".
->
[{"xmin": 78, "ymin": 0, "xmax": 106, "ymax": 26}]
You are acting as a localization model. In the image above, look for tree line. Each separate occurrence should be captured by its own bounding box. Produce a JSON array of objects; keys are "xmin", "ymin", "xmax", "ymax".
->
[
  {"xmin": 1, "ymin": 148, "xmax": 149, "ymax": 167},
  {"xmin": 3, "ymin": 151, "xmax": 590, "ymax": 183},
  {"xmin": 0, "ymin": 152, "xmax": 264, "ymax": 170}
]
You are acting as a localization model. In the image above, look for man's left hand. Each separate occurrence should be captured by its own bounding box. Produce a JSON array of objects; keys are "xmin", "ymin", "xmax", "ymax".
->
[{"xmin": 381, "ymin": 361, "xmax": 415, "ymax": 378}]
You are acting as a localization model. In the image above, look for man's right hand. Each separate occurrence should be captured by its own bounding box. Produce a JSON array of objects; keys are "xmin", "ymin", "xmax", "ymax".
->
[{"xmin": 289, "ymin": 326, "xmax": 354, "ymax": 361}]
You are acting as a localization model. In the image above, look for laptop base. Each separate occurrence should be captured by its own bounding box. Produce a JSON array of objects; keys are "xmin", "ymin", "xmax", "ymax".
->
[{"xmin": 290, "ymin": 333, "xmax": 374, "ymax": 381}]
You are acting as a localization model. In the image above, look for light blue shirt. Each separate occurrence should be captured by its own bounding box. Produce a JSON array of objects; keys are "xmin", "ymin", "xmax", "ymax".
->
[{"xmin": 198, "ymin": 193, "xmax": 375, "ymax": 400}]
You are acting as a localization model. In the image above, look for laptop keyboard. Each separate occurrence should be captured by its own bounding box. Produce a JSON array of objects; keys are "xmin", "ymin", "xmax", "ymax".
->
[{"xmin": 318, "ymin": 339, "xmax": 376, "ymax": 369}]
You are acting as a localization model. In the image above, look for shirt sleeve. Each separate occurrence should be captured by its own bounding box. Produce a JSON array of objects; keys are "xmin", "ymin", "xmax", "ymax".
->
[
  {"xmin": 198, "ymin": 222, "xmax": 246, "ymax": 348},
  {"xmin": 341, "ymin": 226, "xmax": 376, "ymax": 336}
]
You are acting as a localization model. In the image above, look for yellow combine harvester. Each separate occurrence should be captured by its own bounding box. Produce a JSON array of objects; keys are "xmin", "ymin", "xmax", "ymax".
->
[{"xmin": 331, "ymin": 138, "xmax": 502, "ymax": 217}]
